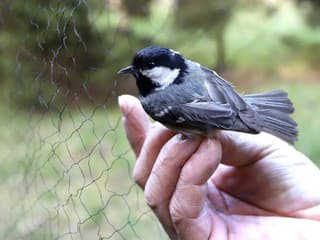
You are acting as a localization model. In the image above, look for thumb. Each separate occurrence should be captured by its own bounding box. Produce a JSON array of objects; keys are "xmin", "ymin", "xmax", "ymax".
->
[{"xmin": 118, "ymin": 95, "xmax": 150, "ymax": 157}]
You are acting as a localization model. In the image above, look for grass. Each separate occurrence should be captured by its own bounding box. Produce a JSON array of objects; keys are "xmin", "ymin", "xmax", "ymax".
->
[
  {"xmin": 0, "ymin": 101, "xmax": 168, "ymax": 240},
  {"xmin": 0, "ymin": 80, "xmax": 319, "ymax": 239}
]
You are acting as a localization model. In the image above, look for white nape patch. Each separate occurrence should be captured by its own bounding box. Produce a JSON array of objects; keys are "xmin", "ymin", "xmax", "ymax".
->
[
  {"xmin": 211, "ymin": 70, "xmax": 218, "ymax": 75},
  {"xmin": 170, "ymin": 49, "xmax": 181, "ymax": 56},
  {"xmin": 141, "ymin": 67, "xmax": 180, "ymax": 90}
]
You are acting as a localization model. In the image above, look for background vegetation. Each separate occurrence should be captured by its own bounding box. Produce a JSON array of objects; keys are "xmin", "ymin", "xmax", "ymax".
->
[{"xmin": 0, "ymin": 0, "xmax": 319, "ymax": 239}]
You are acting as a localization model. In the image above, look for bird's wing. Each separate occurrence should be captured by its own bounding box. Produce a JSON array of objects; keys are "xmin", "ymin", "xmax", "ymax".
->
[
  {"xmin": 201, "ymin": 66, "xmax": 247, "ymax": 110},
  {"xmin": 200, "ymin": 66, "xmax": 262, "ymax": 131},
  {"xmin": 183, "ymin": 101, "xmax": 234, "ymax": 118},
  {"xmin": 163, "ymin": 101, "xmax": 237, "ymax": 130}
]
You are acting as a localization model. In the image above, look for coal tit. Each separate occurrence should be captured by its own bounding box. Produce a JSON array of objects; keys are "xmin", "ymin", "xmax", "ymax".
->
[{"xmin": 118, "ymin": 46, "xmax": 298, "ymax": 143}]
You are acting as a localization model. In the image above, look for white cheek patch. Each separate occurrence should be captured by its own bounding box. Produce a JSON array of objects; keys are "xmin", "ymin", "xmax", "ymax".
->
[{"xmin": 141, "ymin": 66, "xmax": 180, "ymax": 90}]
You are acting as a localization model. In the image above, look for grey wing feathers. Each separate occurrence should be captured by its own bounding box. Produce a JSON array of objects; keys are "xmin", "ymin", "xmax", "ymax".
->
[
  {"xmin": 183, "ymin": 102, "xmax": 234, "ymax": 118},
  {"xmin": 201, "ymin": 66, "xmax": 248, "ymax": 110},
  {"xmin": 167, "ymin": 100, "xmax": 255, "ymax": 134},
  {"xmin": 201, "ymin": 66, "xmax": 262, "ymax": 131},
  {"xmin": 170, "ymin": 101, "xmax": 237, "ymax": 131},
  {"xmin": 200, "ymin": 67, "xmax": 298, "ymax": 143}
]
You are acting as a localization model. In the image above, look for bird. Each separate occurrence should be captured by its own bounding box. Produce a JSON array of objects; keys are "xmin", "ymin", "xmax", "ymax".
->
[{"xmin": 118, "ymin": 46, "xmax": 298, "ymax": 144}]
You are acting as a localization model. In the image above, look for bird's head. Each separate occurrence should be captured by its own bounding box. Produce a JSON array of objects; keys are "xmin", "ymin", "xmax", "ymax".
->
[{"xmin": 118, "ymin": 46, "xmax": 187, "ymax": 96}]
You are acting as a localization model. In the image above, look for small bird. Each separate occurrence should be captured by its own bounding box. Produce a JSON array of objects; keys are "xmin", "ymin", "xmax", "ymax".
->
[{"xmin": 118, "ymin": 46, "xmax": 298, "ymax": 144}]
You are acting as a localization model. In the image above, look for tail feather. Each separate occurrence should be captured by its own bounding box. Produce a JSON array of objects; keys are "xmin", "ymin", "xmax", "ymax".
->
[
  {"xmin": 243, "ymin": 90, "xmax": 298, "ymax": 144},
  {"xmin": 244, "ymin": 90, "xmax": 294, "ymax": 113}
]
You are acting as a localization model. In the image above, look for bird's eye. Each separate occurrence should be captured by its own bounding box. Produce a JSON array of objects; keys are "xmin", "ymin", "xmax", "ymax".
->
[{"xmin": 147, "ymin": 62, "xmax": 155, "ymax": 68}]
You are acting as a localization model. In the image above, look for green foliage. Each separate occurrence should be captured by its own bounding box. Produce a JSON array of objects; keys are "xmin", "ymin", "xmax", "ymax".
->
[
  {"xmin": 0, "ymin": 0, "xmax": 106, "ymax": 107},
  {"xmin": 289, "ymin": 82, "xmax": 320, "ymax": 162},
  {"xmin": 1, "ymin": 1, "xmax": 320, "ymax": 107},
  {"xmin": 175, "ymin": 0, "xmax": 235, "ymax": 69},
  {"xmin": 297, "ymin": 0, "xmax": 320, "ymax": 26},
  {"xmin": 222, "ymin": 3, "xmax": 320, "ymax": 74},
  {"xmin": 121, "ymin": 0, "xmax": 152, "ymax": 17},
  {"xmin": 175, "ymin": 0, "xmax": 234, "ymax": 29}
]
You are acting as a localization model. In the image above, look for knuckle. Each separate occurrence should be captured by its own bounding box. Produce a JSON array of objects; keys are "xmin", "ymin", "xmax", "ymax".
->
[
  {"xmin": 159, "ymin": 145, "xmax": 177, "ymax": 165},
  {"xmin": 160, "ymin": 142, "xmax": 170, "ymax": 155},
  {"xmin": 160, "ymin": 154, "xmax": 175, "ymax": 167},
  {"xmin": 178, "ymin": 171, "xmax": 190, "ymax": 184},
  {"xmin": 133, "ymin": 167, "xmax": 146, "ymax": 188},
  {"xmin": 130, "ymin": 135, "xmax": 145, "ymax": 154},
  {"xmin": 203, "ymin": 156, "xmax": 217, "ymax": 171},
  {"xmin": 144, "ymin": 189, "xmax": 159, "ymax": 209},
  {"xmin": 144, "ymin": 171, "xmax": 162, "ymax": 209},
  {"xmin": 171, "ymin": 215, "xmax": 184, "ymax": 228},
  {"xmin": 169, "ymin": 200, "xmax": 185, "ymax": 226}
]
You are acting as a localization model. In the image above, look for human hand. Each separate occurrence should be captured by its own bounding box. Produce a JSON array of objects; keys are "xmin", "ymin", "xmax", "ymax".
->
[{"xmin": 118, "ymin": 94, "xmax": 320, "ymax": 240}]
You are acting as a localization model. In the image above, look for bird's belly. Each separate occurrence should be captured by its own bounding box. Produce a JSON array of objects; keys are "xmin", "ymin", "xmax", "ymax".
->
[{"xmin": 162, "ymin": 122, "xmax": 218, "ymax": 137}]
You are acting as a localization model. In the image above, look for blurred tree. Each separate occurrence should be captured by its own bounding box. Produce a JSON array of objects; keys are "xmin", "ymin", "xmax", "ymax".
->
[
  {"xmin": 0, "ymin": 0, "xmax": 158, "ymax": 107},
  {"xmin": 174, "ymin": 0, "xmax": 234, "ymax": 71},
  {"xmin": 121, "ymin": 0, "xmax": 152, "ymax": 17},
  {"xmin": 0, "ymin": 0, "xmax": 106, "ymax": 107},
  {"xmin": 297, "ymin": 0, "xmax": 320, "ymax": 26}
]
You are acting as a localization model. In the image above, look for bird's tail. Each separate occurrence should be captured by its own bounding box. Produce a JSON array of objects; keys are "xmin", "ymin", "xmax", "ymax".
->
[{"xmin": 243, "ymin": 90, "xmax": 298, "ymax": 144}]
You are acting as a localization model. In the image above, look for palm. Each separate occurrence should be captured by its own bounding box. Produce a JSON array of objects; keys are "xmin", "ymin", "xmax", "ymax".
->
[
  {"xmin": 211, "ymin": 147, "xmax": 320, "ymax": 217},
  {"xmin": 177, "ymin": 140, "xmax": 320, "ymax": 239},
  {"xmin": 119, "ymin": 95, "xmax": 320, "ymax": 240}
]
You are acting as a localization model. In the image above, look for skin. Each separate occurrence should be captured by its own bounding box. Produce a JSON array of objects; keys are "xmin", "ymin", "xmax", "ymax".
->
[{"xmin": 118, "ymin": 94, "xmax": 320, "ymax": 240}]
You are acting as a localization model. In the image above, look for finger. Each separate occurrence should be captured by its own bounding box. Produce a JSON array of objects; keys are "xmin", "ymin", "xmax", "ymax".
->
[
  {"xmin": 118, "ymin": 95, "xmax": 150, "ymax": 157},
  {"xmin": 144, "ymin": 135, "xmax": 202, "ymax": 238},
  {"xmin": 178, "ymin": 138, "xmax": 221, "ymax": 185},
  {"xmin": 133, "ymin": 123, "xmax": 174, "ymax": 188},
  {"xmin": 217, "ymin": 130, "xmax": 291, "ymax": 167},
  {"xmin": 168, "ymin": 138, "xmax": 222, "ymax": 239}
]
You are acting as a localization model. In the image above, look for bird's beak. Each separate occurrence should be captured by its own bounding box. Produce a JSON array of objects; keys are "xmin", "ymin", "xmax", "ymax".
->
[{"xmin": 118, "ymin": 65, "xmax": 134, "ymax": 75}]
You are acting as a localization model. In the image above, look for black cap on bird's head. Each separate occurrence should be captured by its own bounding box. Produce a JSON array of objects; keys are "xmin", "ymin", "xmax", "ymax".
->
[{"xmin": 118, "ymin": 46, "xmax": 187, "ymax": 96}]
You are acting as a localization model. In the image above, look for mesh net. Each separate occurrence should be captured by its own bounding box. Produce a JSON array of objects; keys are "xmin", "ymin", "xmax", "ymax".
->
[
  {"xmin": 1, "ymin": 0, "xmax": 320, "ymax": 239},
  {"xmin": 0, "ymin": 1, "xmax": 169, "ymax": 239}
]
